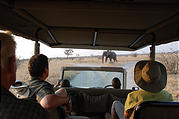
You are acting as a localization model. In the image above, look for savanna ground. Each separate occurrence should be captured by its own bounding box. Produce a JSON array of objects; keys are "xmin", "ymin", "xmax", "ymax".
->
[{"xmin": 16, "ymin": 53, "xmax": 179, "ymax": 101}]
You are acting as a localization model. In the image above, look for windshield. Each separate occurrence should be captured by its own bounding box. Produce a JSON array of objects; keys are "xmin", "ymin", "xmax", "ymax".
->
[{"xmin": 63, "ymin": 70, "xmax": 123, "ymax": 88}]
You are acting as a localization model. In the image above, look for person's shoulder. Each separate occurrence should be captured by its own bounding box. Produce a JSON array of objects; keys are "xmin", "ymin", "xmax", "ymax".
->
[
  {"xmin": 39, "ymin": 80, "xmax": 53, "ymax": 87},
  {"xmin": 160, "ymin": 90, "xmax": 171, "ymax": 94},
  {"xmin": 127, "ymin": 89, "xmax": 148, "ymax": 99},
  {"xmin": 30, "ymin": 78, "xmax": 53, "ymax": 88},
  {"xmin": 159, "ymin": 90, "xmax": 172, "ymax": 97},
  {"xmin": 160, "ymin": 90, "xmax": 173, "ymax": 99},
  {"xmin": 128, "ymin": 89, "xmax": 142, "ymax": 95}
]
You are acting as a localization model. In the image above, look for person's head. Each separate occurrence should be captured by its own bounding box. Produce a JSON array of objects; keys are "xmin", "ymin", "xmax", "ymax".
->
[
  {"xmin": 60, "ymin": 79, "xmax": 71, "ymax": 87},
  {"xmin": 0, "ymin": 32, "xmax": 16, "ymax": 89},
  {"xmin": 134, "ymin": 60, "xmax": 167, "ymax": 93},
  {"xmin": 112, "ymin": 77, "xmax": 121, "ymax": 89},
  {"xmin": 28, "ymin": 54, "xmax": 48, "ymax": 80}
]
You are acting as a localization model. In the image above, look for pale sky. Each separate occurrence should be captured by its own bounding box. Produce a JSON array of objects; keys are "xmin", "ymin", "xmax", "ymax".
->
[{"xmin": 14, "ymin": 35, "xmax": 179, "ymax": 59}]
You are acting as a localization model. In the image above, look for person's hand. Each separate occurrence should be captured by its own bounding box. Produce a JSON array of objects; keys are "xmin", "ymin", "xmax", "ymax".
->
[{"xmin": 54, "ymin": 80, "xmax": 62, "ymax": 88}]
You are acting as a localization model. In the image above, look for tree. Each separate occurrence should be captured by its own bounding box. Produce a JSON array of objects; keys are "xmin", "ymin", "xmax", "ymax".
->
[
  {"xmin": 64, "ymin": 49, "xmax": 74, "ymax": 58},
  {"xmin": 76, "ymin": 54, "xmax": 80, "ymax": 57},
  {"xmin": 157, "ymin": 49, "xmax": 179, "ymax": 74}
]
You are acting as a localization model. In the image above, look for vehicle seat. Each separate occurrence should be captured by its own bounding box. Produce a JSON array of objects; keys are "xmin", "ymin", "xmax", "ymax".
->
[{"xmin": 132, "ymin": 101, "xmax": 179, "ymax": 119}]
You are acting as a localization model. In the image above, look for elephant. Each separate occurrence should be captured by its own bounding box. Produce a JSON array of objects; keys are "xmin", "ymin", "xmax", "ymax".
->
[{"xmin": 102, "ymin": 50, "xmax": 117, "ymax": 63}]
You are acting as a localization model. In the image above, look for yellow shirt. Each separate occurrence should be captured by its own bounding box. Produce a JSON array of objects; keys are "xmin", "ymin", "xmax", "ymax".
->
[{"xmin": 124, "ymin": 89, "xmax": 173, "ymax": 111}]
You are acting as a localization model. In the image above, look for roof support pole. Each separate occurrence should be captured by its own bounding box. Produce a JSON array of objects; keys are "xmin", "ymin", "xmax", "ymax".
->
[
  {"xmin": 93, "ymin": 31, "xmax": 98, "ymax": 46},
  {"xmin": 34, "ymin": 41, "xmax": 40, "ymax": 55},
  {"xmin": 150, "ymin": 44, "xmax": 155, "ymax": 61}
]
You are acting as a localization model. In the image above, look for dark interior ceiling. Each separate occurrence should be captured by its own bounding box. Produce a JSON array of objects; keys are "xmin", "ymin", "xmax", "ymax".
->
[{"xmin": 0, "ymin": 0, "xmax": 179, "ymax": 51}]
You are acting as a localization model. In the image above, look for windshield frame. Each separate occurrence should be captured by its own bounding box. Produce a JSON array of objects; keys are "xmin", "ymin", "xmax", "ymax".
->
[{"xmin": 61, "ymin": 66, "xmax": 127, "ymax": 89}]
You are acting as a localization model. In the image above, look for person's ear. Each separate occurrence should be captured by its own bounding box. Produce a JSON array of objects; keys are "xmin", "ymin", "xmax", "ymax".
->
[
  {"xmin": 44, "ymin": 67, "xmax": 49, "ymax": 77},
  {"xmin": 44, "ymin": 67, "xmax": 48, "ymax": 73}
]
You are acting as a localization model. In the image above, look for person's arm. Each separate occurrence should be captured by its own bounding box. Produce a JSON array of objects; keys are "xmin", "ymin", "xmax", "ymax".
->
[
  {"xmin": 53, "ymin": 80, "xmax": 62, "ymax": 88},
  {"xmin": 124, "ymin": 108, "xmax": 133, "ymax": 119},
  {"xmin": 39, "ymin": 94, "xmax": 70, "ymax": 109}
]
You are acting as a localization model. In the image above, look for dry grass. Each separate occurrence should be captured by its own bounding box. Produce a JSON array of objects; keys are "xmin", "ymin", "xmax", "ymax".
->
[
  {"xmin": 166, "ymin": 74, "xmax": 179, "ymax": 101},
  {"xmin": 16, "ymin": 53, "xmax": 179, "ymax": 101}
]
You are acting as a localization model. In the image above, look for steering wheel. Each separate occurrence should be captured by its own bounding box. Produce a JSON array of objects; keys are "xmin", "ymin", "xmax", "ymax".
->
[{"xmin": 104, "ymin": 85, "xmax": 113, "ymax": 88}]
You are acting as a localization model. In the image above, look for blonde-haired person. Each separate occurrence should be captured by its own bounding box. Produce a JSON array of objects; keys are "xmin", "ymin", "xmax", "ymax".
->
[
  {"xmin": 111, "ymin": 60, "xmax": 173, "ymax": 119},
  {"xmin": 0, "ymin": 32, "xmax": 49, "ymax": 119}
]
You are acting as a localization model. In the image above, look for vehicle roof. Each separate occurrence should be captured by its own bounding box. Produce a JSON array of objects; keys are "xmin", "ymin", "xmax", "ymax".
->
[{"xmin": 0, "ymin": 0, "xmax": 179, "ymax": 50}]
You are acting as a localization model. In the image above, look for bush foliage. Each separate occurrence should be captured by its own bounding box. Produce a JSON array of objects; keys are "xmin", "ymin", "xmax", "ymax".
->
[{"xmin": 157, "ymin": 52, "xmax": 178, "ymax": 74}]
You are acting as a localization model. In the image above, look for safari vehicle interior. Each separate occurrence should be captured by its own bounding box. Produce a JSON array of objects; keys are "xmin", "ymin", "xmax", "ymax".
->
[
  {"xmin": 59, "ymin": 66, "xmax": 131, "ymax": 117},
  {"xmin": 0, "ymin": 0, "xmax": 179, "ymax": 119}
]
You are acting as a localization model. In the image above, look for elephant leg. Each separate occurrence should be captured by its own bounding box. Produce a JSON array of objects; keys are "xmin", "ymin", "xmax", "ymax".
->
[
  {"xmin": 102, "ymin": 56, "xmax": 104, "ymax": 63},
  {"xmin": 109, "ymin": 57, "xmax": 112, "ymax": 62},
  {"xmin": 114, "ymin": 58, "xmax": 116, "ymax": 62},
  {"xmin": 105, "ymin": 56, "xmax": 108, "ymax": 63}
]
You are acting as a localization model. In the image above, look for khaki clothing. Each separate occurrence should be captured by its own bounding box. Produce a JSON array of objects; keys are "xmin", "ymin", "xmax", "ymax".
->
[
  {"xmin": 124, "ymin": 89, "xmax": 173, "ymax": 111},
  {"xmin": 112, "ymin": 89, "xmax": 173, "ymax": 119}
]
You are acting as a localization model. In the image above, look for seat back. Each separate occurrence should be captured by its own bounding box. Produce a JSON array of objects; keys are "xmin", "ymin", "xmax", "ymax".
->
[
  {"xmin": 133, "ymin": 101, "xmax": 179, "ymax": 119},
  {"xmin": 66, "ymin": 87, "xmax": 132, "ymax": 115}
]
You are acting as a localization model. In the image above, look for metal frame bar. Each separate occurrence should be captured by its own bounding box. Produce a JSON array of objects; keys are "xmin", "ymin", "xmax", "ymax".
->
[
  {"xmin": 34, "ymin": 41, "xmax": 40, "ymax": 54},
  {"xmin": 150, "ymin": 44, "xmax": 155, "ymax": 61},
  {"xmin": 129, "ymin": 34, "xmax": 146, "ymax": 48},
  {"xmin": 93, "ymin": 31, "xmax": 98, "ymax": 46},
  {"xmin": 14, "ymin": 9, "xmax": 58, "ymax": 43}
]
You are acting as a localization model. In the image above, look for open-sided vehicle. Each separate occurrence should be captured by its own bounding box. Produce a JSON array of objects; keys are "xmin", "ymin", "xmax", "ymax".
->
[{"xmin": 0, "ymin": 0, "xmax": 179, "ymax": 119}]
